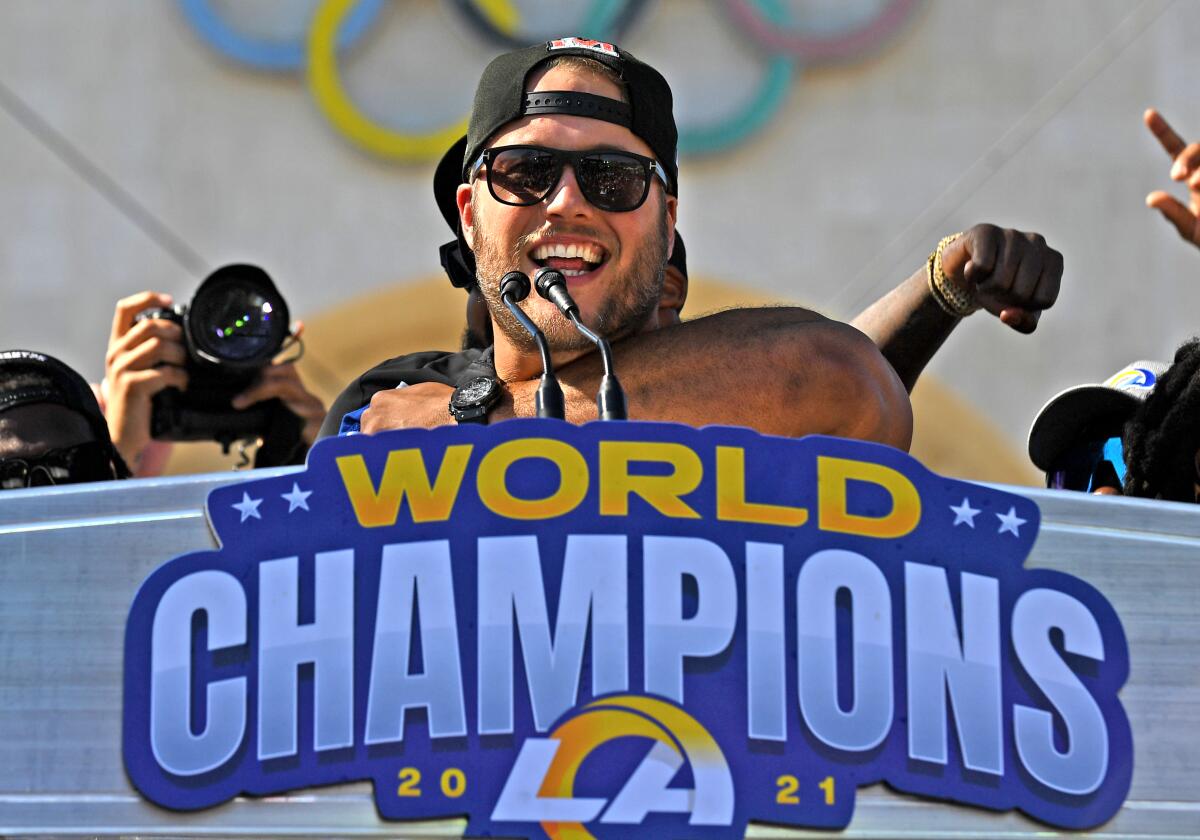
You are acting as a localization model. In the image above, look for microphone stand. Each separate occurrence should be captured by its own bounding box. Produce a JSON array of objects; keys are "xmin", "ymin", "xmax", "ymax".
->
[
  {"xmin": 499, "ymin": 271, "xmax": 565, "ymax": 420},
  {"xmin": 533, "ymin": 267, "xmax": 627, "ymax": 421}
]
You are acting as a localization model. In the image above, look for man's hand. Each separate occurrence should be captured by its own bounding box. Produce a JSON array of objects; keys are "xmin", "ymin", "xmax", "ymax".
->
[
  {"xmin": 360, "ymin": 382, "xmax": 456, "ymax": 434},
  {"xmin": 938, "ymin": 224, "xmax": 1063, "ymax": 334},
  {"xmin": 231, "ymin": 366, "xmax": 326, "ymax": 446},
  {"xmin": 103, "ymin": 291, "xmax": 189, "ymax": 471},
  {"xmin": 228, "ymin": 320, "xmax": 327, "ymax": 445},
  {"xmin": 1144, "ymin": 108, "xmax": 1200, "ymax": 249}
]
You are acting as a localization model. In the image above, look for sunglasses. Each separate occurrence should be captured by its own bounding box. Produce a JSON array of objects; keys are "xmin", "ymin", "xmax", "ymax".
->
[
  {"xmin": 470, "ymin": 145, "xmax": 672, "ymax": 213},
  {"xmin": 1046, "ymin": 436, "xmax": 1126, "ymax": 493},
  {"xmin": 0, "ymin": 441, "xmax": 124, "ymax": 490}
]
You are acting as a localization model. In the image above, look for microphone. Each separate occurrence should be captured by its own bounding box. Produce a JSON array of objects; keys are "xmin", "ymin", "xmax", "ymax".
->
[
  {"xmin": 533, "ymin": 267, "xmax": 627, "ymax": 421},
  {"xmin": 500, "ymin": 271, "xmax": 565, "ymax": 420}
]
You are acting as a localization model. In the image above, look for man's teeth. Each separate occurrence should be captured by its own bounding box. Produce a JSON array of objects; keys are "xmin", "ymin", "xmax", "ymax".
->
[
  {"xmin": 531, "ymin": 242, "xmax": 605, "ymax": 263},
  {"xmin": 561, "ymin": 269, "xmax": 587, "ymax": 277}
]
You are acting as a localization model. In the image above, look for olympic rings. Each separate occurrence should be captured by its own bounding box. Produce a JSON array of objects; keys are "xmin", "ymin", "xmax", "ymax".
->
[
  {"xmin": 725, "ymin": 0, "xmax": 919, "ymax": 61},
  {"xmin": 450, "ymin": 0, "xmax": 649, "ymax": 51},
  {"xmin": 176, "ymin": 0, "xmax": 384, "ymax": 72},
  {"xmin": 177, "ymin": 0, "xmax": 917, "ymax": 162},
  {"xmin": 308, "ymin": 0, "xmax": 468, "ymax": 161}
]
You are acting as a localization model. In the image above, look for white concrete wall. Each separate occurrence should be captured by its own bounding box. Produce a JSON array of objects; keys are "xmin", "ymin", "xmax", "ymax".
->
[{"xmin": 1, "ymin": 0, "xmax": 1197, "ymax": 458}]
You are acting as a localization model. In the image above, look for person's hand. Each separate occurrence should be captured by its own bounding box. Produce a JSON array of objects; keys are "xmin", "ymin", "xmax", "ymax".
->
[
  {"xmin": 230, "ymin": 322, "xmax": 326, "ymax": 445},
  {"xmin": 359, "ymin": 382, "xmax": 456, "ymax": 433},
  {"xmin": 1144, "ymin": 108, "xmax": 1200, "ymax": 249},
  {"xmin": 938, "ymin": 224, "xmax": 1064, "ymax": 334},
  {"xmin": 102, "ymin": 291, "xmax": 188, "ymax": 471}
]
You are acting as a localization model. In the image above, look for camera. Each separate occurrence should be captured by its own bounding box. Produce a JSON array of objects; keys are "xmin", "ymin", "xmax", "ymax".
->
[{"xmin": 135, "ymin": 264, "xmax": 297, "ymax": 449}]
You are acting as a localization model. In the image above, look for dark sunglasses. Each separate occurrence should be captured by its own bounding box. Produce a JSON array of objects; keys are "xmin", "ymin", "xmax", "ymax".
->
[
  {"xmin": 0, "ymin": 440, "xmax": 125, "ymax": 490},
  {"xmin": 470, "ymin": 145, "xmax": 672, "ymax": 213},
  {"xmin": 1046, "ymin": 435, "xmax": 1126, "ymax": 493}
]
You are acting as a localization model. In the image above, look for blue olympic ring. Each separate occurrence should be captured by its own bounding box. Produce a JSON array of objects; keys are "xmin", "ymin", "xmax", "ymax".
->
[{"xmin": 176, "ymin": 0, "xmax": 385, "ymax": 72}]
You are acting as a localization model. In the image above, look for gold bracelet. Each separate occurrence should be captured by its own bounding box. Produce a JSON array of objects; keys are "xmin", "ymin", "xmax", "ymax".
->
[{"xmin": 927, "ymin": 232, "xmax": 978, "ymax": 317}]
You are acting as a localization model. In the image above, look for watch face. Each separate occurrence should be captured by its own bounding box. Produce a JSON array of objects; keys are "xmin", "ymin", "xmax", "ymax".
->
[{"xmin": 453, "ymin": 376, "xmax": 496, "ymax": 408}]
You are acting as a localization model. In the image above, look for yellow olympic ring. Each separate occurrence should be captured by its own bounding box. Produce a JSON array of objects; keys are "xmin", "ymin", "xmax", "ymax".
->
[
  {"xmin": 308, "ymin": 0, "xmax": 468, "ymax": 162},
  {"xmin": 475, "ymin": 0, "xmax": 521, "ymax": 36}
]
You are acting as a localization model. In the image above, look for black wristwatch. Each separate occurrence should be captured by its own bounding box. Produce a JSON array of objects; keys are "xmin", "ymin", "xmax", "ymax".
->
[{"xmin": 449, "ymin": 376, "xmax": 501, "ymax": 424}]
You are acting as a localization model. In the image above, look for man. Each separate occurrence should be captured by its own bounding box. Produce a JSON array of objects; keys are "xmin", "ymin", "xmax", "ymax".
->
[
  {"xmin": 0, "ymin": 350, "xmax": 130, "ymax": 490},
  {"xmin": 323, "ymin": 40, "xmax": 1061, "ymax": 445}
]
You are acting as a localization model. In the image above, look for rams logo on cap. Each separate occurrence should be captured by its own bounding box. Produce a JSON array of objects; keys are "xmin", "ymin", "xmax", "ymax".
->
[
  {"xmin": 1104, "ymin": 367, "xmax": 1158, "ymax": 391},
  {"xmin": 549, "ymin": 37, "xmax": 619, "ymax": 57}
]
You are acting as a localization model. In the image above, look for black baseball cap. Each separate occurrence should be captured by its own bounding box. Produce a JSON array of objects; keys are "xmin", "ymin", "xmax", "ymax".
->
[
  {"xmin": 0, "ymin": 350, "xmax": 110, "ymax": 441},
  {"xmin": 1027, "ymin": 361, "xmax": 1167, "ymax": 471},
  {"xmin": 0, "ymin": 350, "xmax": 132, "ymax": 482},
  {"xmin": 460, "ymin": 38, "xmax": 677, "ymax": 191}
]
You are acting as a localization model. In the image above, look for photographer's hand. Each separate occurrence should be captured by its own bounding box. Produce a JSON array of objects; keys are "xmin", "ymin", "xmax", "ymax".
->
[
  {"xmin": 102, "ymin": 291, "xmax": 188, "ymax": 474},
  {"xmin": 230, "ymin": 323, "xmax": 326, "ymax": 445}
]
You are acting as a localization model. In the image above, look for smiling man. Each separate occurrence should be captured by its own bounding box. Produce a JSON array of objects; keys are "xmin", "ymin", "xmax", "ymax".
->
[{"xmin": 321, "ymin": 40, "xmax": 914, "ymax": 447}]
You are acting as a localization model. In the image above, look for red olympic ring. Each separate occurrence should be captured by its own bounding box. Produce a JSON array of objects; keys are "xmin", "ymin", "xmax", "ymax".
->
[{"xmin": 724, "ymin": 0, "xmax": 920, "ymax": 61}]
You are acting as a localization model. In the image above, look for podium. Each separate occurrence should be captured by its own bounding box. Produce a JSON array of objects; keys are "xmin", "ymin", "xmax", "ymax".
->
[{"xmin": 0, "ymin": 421, "xmax": 1196, "ymax": 838}]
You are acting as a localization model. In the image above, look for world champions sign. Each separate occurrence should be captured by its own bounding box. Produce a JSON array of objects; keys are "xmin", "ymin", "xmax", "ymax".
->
[{"xmin": 122, "ymin": 421, "xmax": 1133, "ymax": 836}]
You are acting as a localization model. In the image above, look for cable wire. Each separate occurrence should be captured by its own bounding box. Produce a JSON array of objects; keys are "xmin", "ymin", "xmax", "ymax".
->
[{"xmin": 0, "ymin": 79, "xmax": 209, "ymax": 278}]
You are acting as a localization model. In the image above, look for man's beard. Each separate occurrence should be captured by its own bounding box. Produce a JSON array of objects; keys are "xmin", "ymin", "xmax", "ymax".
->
[{"xmin": 472, "ymin": 206, "xmax": 669, "ymax": 355}]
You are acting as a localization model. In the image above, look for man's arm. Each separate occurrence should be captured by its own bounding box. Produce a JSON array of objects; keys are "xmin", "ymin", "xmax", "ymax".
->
[
  {"xmin": 851, "ymin": 224, "xmax": 1063, "ymax": 392},
  {"xmin": 490, "ymin": 307, "xmax": 913, "ymax": 450}
]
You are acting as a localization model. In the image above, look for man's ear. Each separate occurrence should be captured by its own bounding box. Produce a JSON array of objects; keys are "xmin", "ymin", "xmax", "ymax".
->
[
  {"xmin": 658, "ymin": 266, "xmax": 687, "ymax": 325},
  {"xmin": 664, "ymin": 193, "xmax": 678, "ymax": 259},
  {"xmin": 659, "ymin": 194, "xmax": 685, "ymax": 321},
  {"xmin": 457, "ymin": 183, "xmax": 476, "ymax": 249}
]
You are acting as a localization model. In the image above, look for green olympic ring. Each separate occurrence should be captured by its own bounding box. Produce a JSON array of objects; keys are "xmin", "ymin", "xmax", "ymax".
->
[{"xmin": 679, "ymin": 0, "xmax": 796, "ymax": 156}]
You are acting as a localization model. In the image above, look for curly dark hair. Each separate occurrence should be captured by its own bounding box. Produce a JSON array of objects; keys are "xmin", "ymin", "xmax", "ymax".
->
[{"xmin": 1123, "ymin": 338, "xmax": 1200, "ymax": 502}]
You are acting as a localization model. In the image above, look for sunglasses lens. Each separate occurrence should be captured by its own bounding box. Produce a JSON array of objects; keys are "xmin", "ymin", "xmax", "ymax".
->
[
  {"xmin": 1046, "ymin": 436, "xmax": 1126, "ymax": 492},
  {"xmin": 1100, "ymin": 436, "xmax": 1126, "ymax": 486},
  {"xmin": 0, "ymin": 442, "xmax": 118, "ymax": 490},
  {"xmin": 577, "ymin": 153, "xmax": 649, "ymax": 211},
  {"xmin": 488, "ymin": 148, "xmax": 561, "ymax": 205},
  {"xmin": 485, "ymin": 147, "xmax": 653, "ymax": 211},
  {"xmin": 58, "ymin": 442, "xmax": 119, "ymax": 484}
]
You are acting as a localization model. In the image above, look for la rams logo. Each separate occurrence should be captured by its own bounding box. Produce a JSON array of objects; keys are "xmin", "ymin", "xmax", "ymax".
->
[
  {"xmin": 1104, "ymin": 367, "xmax": 1157, "ymax": 391},
  {"xmin": 491, "ymin": 694, "xmax": 734, "ymax": 837}
]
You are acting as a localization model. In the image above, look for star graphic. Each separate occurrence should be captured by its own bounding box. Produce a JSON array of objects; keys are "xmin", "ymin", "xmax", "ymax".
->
[
  {"xmin": 996, "ymin": 507, "xmax": 1026, "ymax": 537},
  {"xmin": 281, "ymin": 482, "xmax": 312, "ymax": 513},
  {"xmin": 949, "ymin": 497, "xmax": 980, "ymax": 528},
  {"xmin": 232, "ymin": 492, "xmax": 263, "ymax": 523}
]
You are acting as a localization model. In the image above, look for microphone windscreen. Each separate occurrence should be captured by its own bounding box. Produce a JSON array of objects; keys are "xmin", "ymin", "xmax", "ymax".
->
[{"xmin": 500, "ymin": 271, "xmax": 531, "ymax": 302}]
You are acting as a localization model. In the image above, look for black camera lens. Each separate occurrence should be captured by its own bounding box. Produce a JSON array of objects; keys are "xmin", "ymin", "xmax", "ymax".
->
[{"xmin": 187, "ymin": 265, "xmax": 289, "ymax": 369}]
